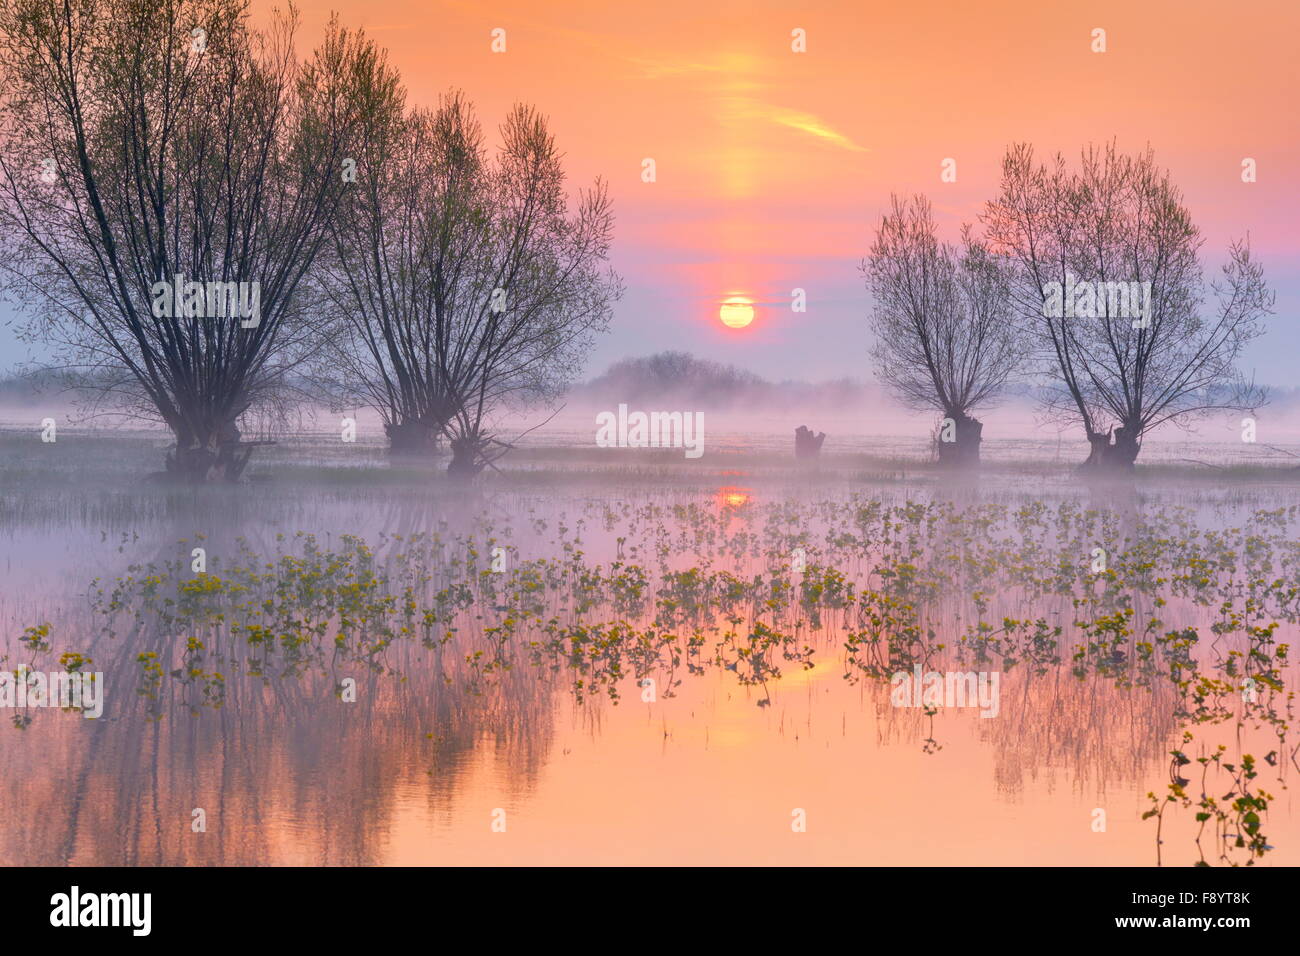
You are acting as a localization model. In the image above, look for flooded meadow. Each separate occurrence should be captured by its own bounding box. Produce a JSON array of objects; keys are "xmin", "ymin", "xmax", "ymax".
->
[{"xmin": 1, "ymin": 428, "xmax": 1298, "ymax": 866}]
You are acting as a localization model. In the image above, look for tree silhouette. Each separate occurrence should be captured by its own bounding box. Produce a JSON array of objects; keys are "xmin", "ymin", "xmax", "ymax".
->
[
  {"xmin": 982, "ymin": 143, "xmax": 1272, "ymax": 470},
  {"xmin": 318, "ymin": 92, "xmax": 620, "ymax": 474},
  {"xmin": 863, "ymin": 194, "xmax": 1020, "ymax": 467},
  {"xmin": 0, "ymin": 0, "xmax": 396, "ymax": 479}
]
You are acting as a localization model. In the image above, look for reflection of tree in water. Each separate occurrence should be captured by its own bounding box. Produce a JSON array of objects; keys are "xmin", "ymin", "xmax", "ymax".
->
[
  {"xmin": 4, "ymin": 485, "xmax": 1295, "ymax": 864},
  {"xmin": 0, "ymin": 640, "xmax": 556, "ymax": 865},
  {"xmin": 861, "ymin": 631, "xmax": 1179, "ymax": 795},
  {"xmin": 0, "ymin": 493, "xmax": 571, "ymax": 866},
  {"xmin": 982, "ymin": 670, "xmax": 1177, "ymax": 798}
]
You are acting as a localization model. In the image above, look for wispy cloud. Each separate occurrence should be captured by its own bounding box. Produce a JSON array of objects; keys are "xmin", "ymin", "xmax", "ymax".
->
[
  {"xmin": 632, "ymin": 53, "xmax": 867, "ymax": 153},
  {"xmin": 765, "ymin": 107, "xmax": 868, "ymax": 152}
]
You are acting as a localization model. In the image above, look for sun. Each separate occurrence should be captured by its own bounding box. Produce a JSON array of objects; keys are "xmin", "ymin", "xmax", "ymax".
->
[{"xmin": 719, "ymin": 296, "xmax": 755, "ymax": 329}]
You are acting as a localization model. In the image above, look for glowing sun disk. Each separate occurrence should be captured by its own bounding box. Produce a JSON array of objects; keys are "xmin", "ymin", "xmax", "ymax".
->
[{"xmin": 719, "ymin": 297, "xmax": 755, "ymax": 329}]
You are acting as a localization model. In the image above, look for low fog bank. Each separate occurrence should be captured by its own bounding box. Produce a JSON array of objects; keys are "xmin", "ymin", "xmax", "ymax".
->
[
  {"xmin": 553, "ymin": 351, "xmax": 1300, "ymax": 447},
  {"xmin": 4, "ymin": 351, "xmax": 1300, "ymax": 457}
]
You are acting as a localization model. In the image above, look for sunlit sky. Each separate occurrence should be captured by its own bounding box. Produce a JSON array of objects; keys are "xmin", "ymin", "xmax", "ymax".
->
[{"xmin": 2, "ymin": 0, "xmax": 1296, "ymax": 384}]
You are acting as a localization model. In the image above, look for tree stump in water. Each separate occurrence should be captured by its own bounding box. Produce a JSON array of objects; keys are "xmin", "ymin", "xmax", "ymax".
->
[{"xmin": 795, "ymin": 425, "xmax": 825, "ymax": 459}]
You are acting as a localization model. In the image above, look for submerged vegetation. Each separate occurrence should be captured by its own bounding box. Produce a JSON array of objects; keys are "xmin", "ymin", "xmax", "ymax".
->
[{"xmin": 18, "ymin": 494, "xmax": 1296, "ymax": 865}]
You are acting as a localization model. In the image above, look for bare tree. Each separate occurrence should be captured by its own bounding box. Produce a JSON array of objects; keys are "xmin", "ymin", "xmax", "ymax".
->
[
  {"xmin": 0, "ymin": 0, "xmax": 396, "ymax": 480},
  {"xmin": 982, "ymin": 143, "xmax": 1272, "ymax": 470},
  {"xmin": 863, "ymin": 194, "xmax": 1020, "ymax": 466},
  {"xmin": 320, "ymin": 94, "xmax": 621, "ymax": 475},
  {"xmin": 316, "ymin": 91, "xmax": 479, "ymax": 456}
]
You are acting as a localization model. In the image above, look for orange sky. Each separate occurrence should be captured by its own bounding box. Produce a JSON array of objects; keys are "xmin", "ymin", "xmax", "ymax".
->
[{"xmin": 256, "ymin": 0, "xmax": 1300, "ymax": 382}]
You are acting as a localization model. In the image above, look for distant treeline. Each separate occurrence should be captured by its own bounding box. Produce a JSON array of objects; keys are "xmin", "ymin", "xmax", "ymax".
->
[
  {"xmin": 0, "ymin": 369, "xmax": 83, "ymax": 405},
  {"xmin": 4, "ymin": 356, "xmax": 1295, "ymax": 418},
  {"xmin": 567, "ymin": 351, "xmax": 868, "ymax": 409},
  {"xmin": 562, "ymin": 351, "xmax": 1296, "ymax": 416}
]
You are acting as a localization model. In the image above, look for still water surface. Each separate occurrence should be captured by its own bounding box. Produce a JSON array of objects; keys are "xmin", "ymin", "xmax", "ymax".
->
[{"xmin": 1, "ymin": 431, "xmax": 1296, "ymax": 865}]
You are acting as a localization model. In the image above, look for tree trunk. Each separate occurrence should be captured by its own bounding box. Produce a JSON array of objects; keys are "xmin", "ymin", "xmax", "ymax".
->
[
  {"xmin": 447, "ymin": 437, "xmax": 484, "ymax": 480},
  {"xmin": 1081, "ymin": 424, "xmax": 1141, "ymax": 473},
  {"xmin": 936, "ymin": 411, "xmax": 982, "ymax": 468},
  {"xmin": 165, "ymin": 420, "xmax": 252, "ymax": 483},
  {"xmin": 386, "ymin": 420, "xmax": 440, "ymax": 456}
]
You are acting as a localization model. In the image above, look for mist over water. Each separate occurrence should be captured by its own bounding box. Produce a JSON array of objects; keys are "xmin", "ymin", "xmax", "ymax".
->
[{"xmin": 2, "ymin": 408, "xmax": 1297, "ymax": 866}]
